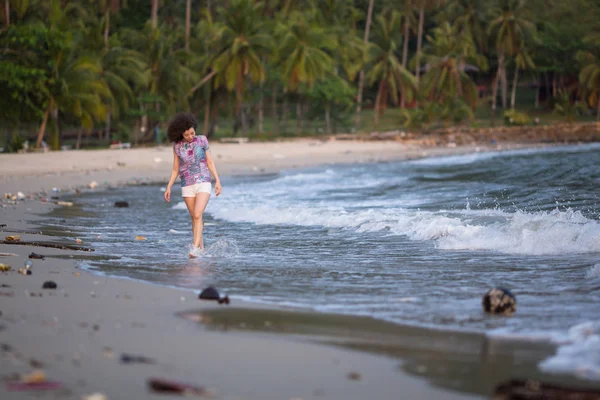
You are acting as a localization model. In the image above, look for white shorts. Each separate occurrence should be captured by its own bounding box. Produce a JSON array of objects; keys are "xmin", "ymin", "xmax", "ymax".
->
[{"xmin": 181, "ymin": 182, "xmax": 212, "ymax": 197}]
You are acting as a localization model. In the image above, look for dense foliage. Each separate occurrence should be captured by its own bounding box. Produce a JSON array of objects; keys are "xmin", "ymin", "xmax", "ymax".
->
[{"xmin": 1, "ymin": 0, "xmax": 600, "ymax": 150}]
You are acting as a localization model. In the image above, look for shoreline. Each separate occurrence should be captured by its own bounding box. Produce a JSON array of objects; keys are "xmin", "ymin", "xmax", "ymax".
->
[{"xmin": 1, "ymin": 139, "xmax": 598, "ymax": 399}]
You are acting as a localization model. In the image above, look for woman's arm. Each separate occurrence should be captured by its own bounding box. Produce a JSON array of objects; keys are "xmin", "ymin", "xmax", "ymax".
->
[
  {"xmin": 205, "ymin": 150, "xmax": 222, "ymax": 196},
  {"xmin": 164, "ymin": 147, "xmax": 180, "ymax": 202}
]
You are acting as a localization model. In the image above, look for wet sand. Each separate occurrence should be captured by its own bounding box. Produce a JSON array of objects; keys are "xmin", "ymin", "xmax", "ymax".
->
[{"xmin": 0, "ymin": 139, "xmax": 594, "ymax": 399}]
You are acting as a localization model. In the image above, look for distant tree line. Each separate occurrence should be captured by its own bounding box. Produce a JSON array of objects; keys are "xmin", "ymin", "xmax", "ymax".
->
[{"xmin": 1, "ymin": 0, "xmax": 600, "ymax": 150}]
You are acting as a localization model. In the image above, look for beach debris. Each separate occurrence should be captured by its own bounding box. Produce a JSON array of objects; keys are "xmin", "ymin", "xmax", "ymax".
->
[
  {"xmin": 103, "ymin": 347, "xmax": 115, "ymax": 358},
  {"xmin": 75, "ymin": 238, "xmax": 83, "ymax": 244},
  {"xmin": 153, "ymin": 157, "xmax": 162, "ymax": 163},
  {"xmin": 135, "ymin": 235, "xmax": 147, "ymax": 241},
  {"xmin": 0, "ymin": 240, "xmax": 94, "ymax": 252},
  {"xmin": 25, "ymin": 260, "xmax": 33, "ymax": 270},
  {"xmin": 42, "ymin": 281, "xmax": 57, "ymax": 289},
  {"xmin": 482, "ymin": 288, "xmax": 516, "ymax": 316},
  {"xmin": 56, "ymin": 200, "xmax": 74, "ymax": 207},
  {"xmin": 29, "ymin": 252, "xmax": 45, "ymax": 260},
  {"xmin": 5, "ymin": 235, "xmax": 20, "ymax": 242},
  {"xmin": 148, "ymin": 378, "xmax": 212, "ymax": 397},
  {"xmin": 82, "ymin": 393, "xmax": 108, "ymax": 400},
  {"xmin": 74, "ymin": 272, "xmax": 81, "ymax": 277},
  {"xmin": 0, "ymin": 263, "xmax": 11, "ymax": 272},
  {"xmin": 347, "ymin": 372, "xmax": 362, "ymax": 381},
  {"xmin": 17, "ymin": 192, "xmax": 25, "ymax": 199},
  {"xmin": 492, "ymin": 379, "xmax": 600, "ymax": 399},
  {"xmin": 18, "ymin": 268, "xmax": 32, "ymax": 275},
  {"xmin": 117, "ymin": 161, "xmax": 126, "ymax": 167},
  {"xmin": 5, "ymin": 369, "xmax": 63, "ymax": 391},
  {"xmin": 120, "ymin": 353, "xmax": 156, "ymax": 364},
  {"xmin": 198, "ymin": 286, "xmax": 230, "ymax": 305},
  {"xmin": 114, "ymin": 201, "xmax": 129, "ymax": 208},
  {"xmin": 89, "ymin": 181, "xmax": 98, "ymax": 189},
  {"xmin": 29, "ymin": 359, "xmax": 45, "ymax": 368}
]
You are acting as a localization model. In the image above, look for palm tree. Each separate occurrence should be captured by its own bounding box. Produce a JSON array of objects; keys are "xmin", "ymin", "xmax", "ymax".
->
[
  {"xmin": 36, "ymin": 53, "xmax": 110, "ymax": 149},
  {"xmin": 276, "ymin": 10, "xmax": 334, "ymax": 134},
  {"xmin": 414, "ymin": 0, "xmax": 446, "ymax": 82},
  {"xmin": 314, "ymin": 0, "xmax": 364, "ymax": 124},
  {"xmin": 576, "ymin": 50, "xmax": 600, "ymax": 120},
  {"xmin": 211, "ymin": 0, "xmax": 271, "ymax": 135},
  {"xmin": 488, "ymin": 0, "xmax": 535, "ymax": 125},
  {"xmin": 510, "ymin": 46, "xmax": 534, "ymax": 109},
  {"xmin": 354, "ymin": 0, "xmax": 375, "ymax": 131},
  {"xmin": 100, "ymin": 46, "xmax": 148, "ymax": 140},
  {"xmin": 185, "ymin": 0, "xmax": 192, "ymax": 51},
  {"xmin": 121, "ymin": 23, "xmax": 195, "ymax": 139},
  {"xmin": 438, "ymin": 0, "xmax": 488, "ymax": 53},
  {"xmin": 420, "ymin": 22, "xmax": 486, "ymax": 108},
  {"xmin": 366, "ymin": 11, "xmax": 417, "ymax": 125}
]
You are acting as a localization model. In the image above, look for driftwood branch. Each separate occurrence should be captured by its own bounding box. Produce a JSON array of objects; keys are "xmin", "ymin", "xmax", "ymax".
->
[
  {"xmin": 0, "ymin": 229, "xmax": 42, "ymax": 235},
  {"xmin": 0, "ymin": 241, "xmax": 94, "ymax": 252}
]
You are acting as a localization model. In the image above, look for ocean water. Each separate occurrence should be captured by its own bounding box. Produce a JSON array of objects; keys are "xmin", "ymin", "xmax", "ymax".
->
[{"xmin": 53, "ymin": 143, "xmax": 600, "ymax": 380}]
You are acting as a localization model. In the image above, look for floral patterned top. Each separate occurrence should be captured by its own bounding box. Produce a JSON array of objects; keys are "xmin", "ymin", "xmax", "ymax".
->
[{"xmin": 174, "ymin": 136, "xmax": 212, "ymax": 187}]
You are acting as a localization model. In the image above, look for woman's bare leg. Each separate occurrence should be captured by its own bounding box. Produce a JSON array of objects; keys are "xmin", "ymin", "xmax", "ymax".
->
[
  {"xmin": 183, "ymin": 196, "xmax": 197, "ymax": 256},
  {"xmin": 192, "ymin": 193, "xmax": 211, "ymax": 249}
]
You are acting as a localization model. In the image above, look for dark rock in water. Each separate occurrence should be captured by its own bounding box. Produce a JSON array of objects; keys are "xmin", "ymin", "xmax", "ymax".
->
[
  {"xmin": 120, "ymin": 353, "xmax": 156, "ymax": 364},
  {"xmin": 42, "ymin": 281, "xmax": 57, "ymax": 289},
  {"xmin": 492, "ymin": 379, "xmax": 600, "ymax": 400},
  {"xmin": 483, "ymin": 287, "xmax": 516, "ymax": 315},
  {"xmin": 148, "ymin": 378, "xmax": 208, "ymax": 396},
  {"xmin": 198, "ymin": 286, "xmax": 230, "ymax": 305},
  {"xmin": 114, "ymin": 201, "xmax": 129, "ymax": 208},
  {"xmin": 29, "ymin": 252, "xmax": 45, "ymax": 260}
]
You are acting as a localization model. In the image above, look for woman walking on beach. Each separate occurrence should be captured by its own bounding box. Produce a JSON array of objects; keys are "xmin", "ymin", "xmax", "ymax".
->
[{"xmin": 164, "ymin": 112, "xmax": 222, "ymax": 258}]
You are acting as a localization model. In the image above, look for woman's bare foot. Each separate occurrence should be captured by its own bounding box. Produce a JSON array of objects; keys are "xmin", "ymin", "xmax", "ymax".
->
[{"xmin": 188, "ymin": 245, "xmax": 203, "ymax": 258}]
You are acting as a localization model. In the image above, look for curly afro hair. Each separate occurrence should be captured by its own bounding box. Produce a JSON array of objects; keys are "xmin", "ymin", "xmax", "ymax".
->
[{"xmin": 167, "ymin": 112, "xmax": 198, "ymax": 142}]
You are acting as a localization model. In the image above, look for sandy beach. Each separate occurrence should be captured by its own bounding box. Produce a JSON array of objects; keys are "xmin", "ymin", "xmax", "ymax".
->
[{"xmin": 1, "ymin": 139, "xmax": 595, "ymax": 400}]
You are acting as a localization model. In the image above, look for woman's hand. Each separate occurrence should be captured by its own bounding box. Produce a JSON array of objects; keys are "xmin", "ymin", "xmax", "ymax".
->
[
  {"xmin": 215, "ymin": 181, "xmax": 222, "ymax": 196},
  {"xmin": 164, "ymin": 187, "xmax": 171, "ymax": 202}
]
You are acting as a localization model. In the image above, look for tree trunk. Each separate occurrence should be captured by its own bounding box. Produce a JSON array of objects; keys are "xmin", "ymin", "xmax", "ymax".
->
[
  {"xmin": 490, "ymin": 64, "xmax": 502, "ymax": 127},
  {"xmin": 105, "ymin": 110, "xmax": 111, "ymax": 141},
  {"xmin": 597, "ymin": 99, "xmax": 600, "ymax": 121},
  {"xmin": 258, "ymin": 76, "xmax": 264, "ymax": 135},
  {"xmin": 203, "ymin": 94, "xmax": 211, "ymax": 136},
  {"xmin": 296, "ymin": 100, "xmax": 302, "ymax": 135},
  {"xmin": 374, "ymin": 81, "xmax": 384, "ymax": 126},
  {"xmin": 354, "ymin": 0, "xmax": 375, "ymax": 131},
  {"xmin": 49, "ymin": 109, "xmax": 60, "ymax": 150},
  {"xmin": 151, "ymin": 0, "xmax": 158, "ymax": 29},
  {"xmin": 510, "ymin": 64, "xmax": 519, "ymax": 110},
  {"xmin": 535, "ymin": 75, "xmax": 540, "ymax": 109},
  {"xmin": 325, "ymin": 103, "xmax": 331, "ymax": 134},
  {"xmin": 400, "ymin": 15, "xmax": 410, "ymax": 108},
  {"xmin": 552, "ymin": 73, "xmax": 557, "ymax": 98},
  {"xmin": 272, "ymin": 87, "xmax": 279, "ymax": 135},
  {"xmin": 501, "ymin": 64, "xmax": 508, "ymax": 109},
  {"xmin": 133, "ymin": 119, "xmax": 140, "ymax": 146},
  {"xmin": 185, "ymin": 0, "xmax": 191, "ymax": 51},
  {"xmin": 235, "ymin": 70, "xmax": 245, "ymax": 136},
  {"xmin": 281, "ymin": 89, "xmax": 287, "ymax": 134},
  {"xmin": 36, "ymin": 107, "xmax": 50, "ymax": 149},
  {"xmin": 76, "ymin": 129, "xmax": 83, "ymax": 150},
  {"xmin": 402, "ymin": 16, "xmax": 410, "ymax": 67},
  {"xmin": 4, "ymin": 0, "xmax": 8, "ymax": 27},
  {"xmin": 415, "ymin": 7, "xmax": 425, "ymax": 81},
  {"xmin": 104, "ymin": 10, "xmax": 110, "ymax": 50},
  {"xmin": 544, "ymin": 72, "xmax": 550, "ymax": 104}
]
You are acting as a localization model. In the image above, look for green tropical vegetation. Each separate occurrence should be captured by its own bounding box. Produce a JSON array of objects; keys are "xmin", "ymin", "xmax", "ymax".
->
[{"xmin": 1, "ymin": 0, "xmax": 600, "ymax": 151}]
